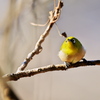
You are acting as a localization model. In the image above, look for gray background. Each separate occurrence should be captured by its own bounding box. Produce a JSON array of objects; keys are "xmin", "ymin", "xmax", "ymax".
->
[{"xmin": 0, "ymin": 0, "xmax": 100, "ymax": 100}]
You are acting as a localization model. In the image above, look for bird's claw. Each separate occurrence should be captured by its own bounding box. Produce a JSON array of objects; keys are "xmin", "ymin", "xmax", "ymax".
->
[
  {"xmin": 82, "ymin": 58, "xmax": 87, "ymax": 62},
  {"xmin": 64, "ymin": 62, "xmax": 70, "ymax": 68}
]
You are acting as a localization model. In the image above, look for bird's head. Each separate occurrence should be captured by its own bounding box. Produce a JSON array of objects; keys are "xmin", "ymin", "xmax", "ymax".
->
[{"xmin": 64, "ymin": 36, "xmax": 82, "ymax": 49}]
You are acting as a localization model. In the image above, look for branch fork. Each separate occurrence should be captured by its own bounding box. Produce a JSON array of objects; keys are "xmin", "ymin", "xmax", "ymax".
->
[{"xmin": 2, "ymin": 0, "xmax": 100, "ymax": 82}]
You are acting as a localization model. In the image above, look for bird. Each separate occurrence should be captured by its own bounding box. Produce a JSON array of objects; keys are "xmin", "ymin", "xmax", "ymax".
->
[{"xmin": 58, "ymin": 36, "xmax": 86, "ymax": 66}]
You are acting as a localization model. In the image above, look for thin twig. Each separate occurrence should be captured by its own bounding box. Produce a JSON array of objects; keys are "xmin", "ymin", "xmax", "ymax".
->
[
  {"xmin": 3, "ymin": 60, "xmax": 100, "ymax": 81},
  {"xmin": 16, "ymin": 0, "xmax": 63, "ymax": 72},
  {"xmin": 31, "ymin": 19, "xmax": 49, "ymax": 26}
]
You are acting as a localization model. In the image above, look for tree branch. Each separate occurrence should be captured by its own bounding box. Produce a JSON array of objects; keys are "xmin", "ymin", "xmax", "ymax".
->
[
  {"xmin": 3, "ymin": 0, "xmax": 100, "ymax": 83},
  {"xmin": 3, "ymin": 60, "xmax": 100, "ymax": 81},
  {"xmin": 16, "ymin": 0, "xmax": 63, "ymax": 72}
]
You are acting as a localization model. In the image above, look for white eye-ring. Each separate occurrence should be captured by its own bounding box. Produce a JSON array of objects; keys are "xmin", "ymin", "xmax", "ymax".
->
[{"xmin": 71, "ymin": 39, "xmax": 76, "ymax": 44}]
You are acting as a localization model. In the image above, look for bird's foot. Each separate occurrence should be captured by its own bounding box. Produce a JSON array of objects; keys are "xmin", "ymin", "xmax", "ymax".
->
[
  {"xmin": 64, "ymin": 62, "xmax": 71, "ymax": 68},
  {"xmin": 82, "ymin": 58, "xmax": 87, "ymax": 62}
]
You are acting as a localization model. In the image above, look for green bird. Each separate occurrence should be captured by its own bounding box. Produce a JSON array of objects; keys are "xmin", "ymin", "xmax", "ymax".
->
[{"xmin": 58, "ymin": 36, "xmax": 86, "ymax": 66}]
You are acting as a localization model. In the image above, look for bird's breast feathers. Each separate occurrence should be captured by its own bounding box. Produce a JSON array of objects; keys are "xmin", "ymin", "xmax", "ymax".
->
[{"xmin": 58, "ymin": 46, "xmax": 86, "ymax": 63}]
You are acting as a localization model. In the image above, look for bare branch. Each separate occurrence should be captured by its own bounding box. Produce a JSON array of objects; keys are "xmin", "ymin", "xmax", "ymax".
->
[
  {"xmin": 3, "ymin": 60, "xmax": 100, "ymax": 81},
  {"xmin": 16, "ymin": 0, "xmax": 63, "ymax": 72},
  {"xmin": 31, "ymin": 19, "xmax": 49, "ymax": 26}
]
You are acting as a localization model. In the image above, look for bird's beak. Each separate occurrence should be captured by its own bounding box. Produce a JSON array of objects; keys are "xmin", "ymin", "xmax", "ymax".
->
[
  {"xmin": 68, "ymin": 39, "xmax": 71, "ymax": 42},
  {"xmin": 68, "ymin": 39, "xmax": 73, "ymax": 43}
]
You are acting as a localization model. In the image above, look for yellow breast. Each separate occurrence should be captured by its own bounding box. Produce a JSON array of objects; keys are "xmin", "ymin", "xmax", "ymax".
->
[{"xmin": 58, "ymin": 46, "xmax": 86, "ymax": 63}]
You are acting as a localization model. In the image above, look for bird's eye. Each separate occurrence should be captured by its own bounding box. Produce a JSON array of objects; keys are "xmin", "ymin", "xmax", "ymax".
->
[{"xmin": 71, "ymin": 39, "xmax": 76, "ymax": 44}]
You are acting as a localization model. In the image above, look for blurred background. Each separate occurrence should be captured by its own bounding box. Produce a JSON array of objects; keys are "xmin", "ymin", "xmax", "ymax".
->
[{"xmin": 0, "ymin": 0, "xmax": 100, "ymax": 100}]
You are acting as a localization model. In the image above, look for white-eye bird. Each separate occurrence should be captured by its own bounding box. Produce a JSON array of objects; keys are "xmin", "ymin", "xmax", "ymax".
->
[{"xmin": 58, "ymin": 36, "xmax": 86, "ymax": 65}]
